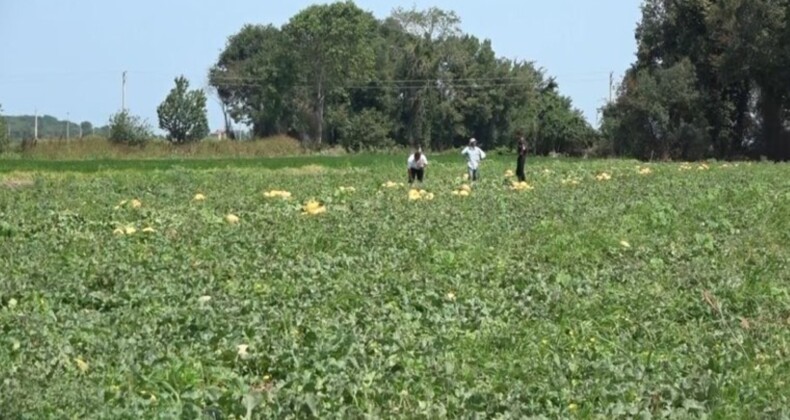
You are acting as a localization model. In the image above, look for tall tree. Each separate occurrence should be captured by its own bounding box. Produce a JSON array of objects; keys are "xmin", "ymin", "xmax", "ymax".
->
[
  {"xmin": 283, "ymin": 1, "xmax": 378, "ymax": 146},
  {"xmin": 390, "ymin": 6, "xmax": 461, "ymax": 147},
  {"xmin": 157, "ymin": 76, "xmax": 210, "ymax": 144},
  {"xmin": 710, "ymin": 0, "xmax": 790, "ymax": 160},
  {"xmin": 603, "ymin": 59, "xmax": 709, "ymax": 160},
  {"xmin": 79, "ymin": 121, "xmax": 93, "ymax": 137},
  {"xmin": 208, "ymin": 2, "xmax": 591, "ymax": 154},
  {"xmin": 209, "ymin": 24, "xmax": 291, "ymax": 138},
  {"xmin": 603, "ymin": 0, "xmax": 790, "ymax": 161}
]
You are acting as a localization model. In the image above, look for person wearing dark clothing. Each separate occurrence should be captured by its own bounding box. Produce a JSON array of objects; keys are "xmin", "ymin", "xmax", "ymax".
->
[{"xmin": 516, "ymin": 137, "xmax": 527, "ymax": 182}]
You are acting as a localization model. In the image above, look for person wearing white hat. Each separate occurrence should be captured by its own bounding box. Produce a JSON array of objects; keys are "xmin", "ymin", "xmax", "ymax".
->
[{"xmin": 461, "ymin": 138, "xmax": 486, "ymax": 181}]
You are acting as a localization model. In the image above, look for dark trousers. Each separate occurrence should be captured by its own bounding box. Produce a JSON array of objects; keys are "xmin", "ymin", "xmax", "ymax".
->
[
  {"xmin": 408, "ymin": 167, "xmax": 424, "ymax": 183},
  {"xmin": 516, "ymin": 157, "xmax": 526, "ymax": 182}
]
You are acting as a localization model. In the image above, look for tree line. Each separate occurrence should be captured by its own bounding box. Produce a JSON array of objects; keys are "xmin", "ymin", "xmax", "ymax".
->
[
  {"xmin": 3, "ymin": 0, "xmax": 790, "ymax": 160},
  {"xmin": 2, "ymin": 115, "xmax": 96, "ymax": 141},
  {"xmin": 208, "ymin": 2, "xmax": 595, "ymax": 154},
  {"xmin": 601, "ymin": 0, "xmax": 790, "ymax": 161}
]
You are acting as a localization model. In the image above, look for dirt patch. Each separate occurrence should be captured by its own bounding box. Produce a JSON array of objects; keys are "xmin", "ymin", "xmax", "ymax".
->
[
  {"xmin": 1, "ymin": 173, "xmax": 36, "ymax": 189},
  {"xmin": 280, "ymin": 164, "xmax": 328, "ymax": 176},
  {"xmin": 2, "ymin": 179, "xmax": 35, "ymax": 189},
  {"xmin": 275, "ymin": 165, "xmax": 368, "ymax": 176}
]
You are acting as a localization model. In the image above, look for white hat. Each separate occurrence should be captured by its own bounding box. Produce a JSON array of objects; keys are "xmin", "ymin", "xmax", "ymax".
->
[{"xmin": 470, "ymin": 138, "xmax": 476, "ymax": 144}]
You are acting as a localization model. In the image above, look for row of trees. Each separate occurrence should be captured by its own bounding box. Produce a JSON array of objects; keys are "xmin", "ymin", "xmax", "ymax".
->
[
  {"xmin": 601, "ymin": 0, "xmax": 790, "ymax": 161},
  {"xmin": 0, "ymin": 77, "xmax": 210, "ymax": 148},
  {"xmin": 2, "ymin": 3, "xmax": 593, "ymax": 155},
  {"xmin": 2, "ymin": 115, "xmax": 96, "ymax": 141},
  {"xmin": 208, "ymin": 2, "xmax": 595, "ymax": 154},
  {"xmin": 6, "ymin": 1, "xmax": 790, "ymax": 160}
]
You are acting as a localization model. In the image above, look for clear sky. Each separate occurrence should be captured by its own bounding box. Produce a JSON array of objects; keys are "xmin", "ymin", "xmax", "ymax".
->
[{"xmin": 0, "ymin": 0, "xmax": 642, "ymax": 133}]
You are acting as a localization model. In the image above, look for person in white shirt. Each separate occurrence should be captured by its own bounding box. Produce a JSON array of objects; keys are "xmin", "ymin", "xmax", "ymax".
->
[
  {"xmin": 407, "ymin": 147, "xmax": 428, "ymax": 185},
  {"xmin": 461, "ymin": 138, "xmax": 486, "ymax": 181}
]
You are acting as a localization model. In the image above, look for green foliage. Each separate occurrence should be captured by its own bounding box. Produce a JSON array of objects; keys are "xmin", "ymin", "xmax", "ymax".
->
[
  {"xmin": 3, "ymin": 114, "xmax": 81, "ymax": 141},
  {"xmin": 0, "ymin": 154, "xmax": 416, "ymax": 173},
  {"xmin": 209, "ymin": 24, "xmax": 292, "ymax": 138},
  {"xmin": 209, "ymin": 3, "xmax": 592, "ymax": 153},
  {"xmin": 108, "ymin": 110, "xmax": 152, "ymax": 147},
  {"xmin": 283, "ymin": 1, "xmax": 379, "ymax": 145},
  {"xmin": 0, "ymin": 105, "xmax": 8, "ymax": 153},
  {"xmin": 157, "ymin": 76, "xmax": 209, "ymax": 144},
  {"xmin": 79, "ymin": 121, "xmax": 93, "ymax": 137},
  {"xmin": 604, "ymin": 0, "xmax": 790, "ymax": 161},
  {"xmin": 533, "ymin": 88, "xmax": 598, "ymax": 156},
  {"xmin": 1, "ymin": 158, "xmax": 789, "ymax": 418},
  {"xmin": 604, "ymin": 59, "xmax": 709, "ymax": 160},
  {"xmin": 335, "ymin": 108, "xmax": 394, "ymax": 152}
]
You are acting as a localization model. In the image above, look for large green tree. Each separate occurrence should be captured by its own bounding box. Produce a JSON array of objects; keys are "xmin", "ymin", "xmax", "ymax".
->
[
  {"xmin": 209, "ymin": 24, "xmax": 292, "ymax": 138},
  {"xmin": 283, "ymin": 1, "xmax": 378, "ymax": 146},
  {"xmin": 603, "ymin": 59, "xmax": 709, "ymax": 159},
  {"xmin": 207, "ymin": 2, "xmax": 592, "ymax": 154},
  {"xmin": 388, "ymin": 7, "xmax": 461, "ymax": 147},
  {"xmin": 157, "ymin": 76, "xmax": 209, "ymax": 144},
  {"xmin": 603, "ymin": 0, "xmax": 790, "ymax": 161}
]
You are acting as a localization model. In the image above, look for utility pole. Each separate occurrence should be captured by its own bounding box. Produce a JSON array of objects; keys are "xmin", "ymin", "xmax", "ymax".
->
[
  {"xmin": 66, "ymin": 112, "xmax": 70, "ymax": 140},
  {"xmin": 122, "ymin": 71, "xmax": 127, "ymax": 111},
  {"xmin": 79, "ymin": 122, "xmax": 83, "ymax": 138},
  {"xmin": 34, "ymin": 108, "xmax": 38, "ymax": 140}
]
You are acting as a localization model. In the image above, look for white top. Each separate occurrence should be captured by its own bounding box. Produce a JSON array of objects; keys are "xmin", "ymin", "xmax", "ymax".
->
[
  {"xmin": 407, "ymin": 154, "xmax": 428, "ymax": 169},
  {"xmin": 461, "ymin": 146, "xmax": 486, "ymax": 169}
]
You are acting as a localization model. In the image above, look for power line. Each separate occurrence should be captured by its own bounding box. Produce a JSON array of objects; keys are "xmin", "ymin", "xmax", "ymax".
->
[
  {"xmin": 0, "ymin": 70, "xmax": 612, "ymax": 83},
  {"xmin": 207, "ymin": 76, "xmax": 609, "ymax": 91},
  {"xmin": 0, "ymin": 72, "xmax": 605, "ymax": 91},
  {"xmin": 207, "ymin": 72, "xmax": 611, "ymax": 84}
]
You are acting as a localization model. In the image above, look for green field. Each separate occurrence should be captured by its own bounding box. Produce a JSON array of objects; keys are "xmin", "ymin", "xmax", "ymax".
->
[
  {"xmin": 1, "ymin": 156, "xmax": 789, "ymax": 418},
  {"xmin": 0, "ymin": 153, "xmax": 461, "ymax": 174}
]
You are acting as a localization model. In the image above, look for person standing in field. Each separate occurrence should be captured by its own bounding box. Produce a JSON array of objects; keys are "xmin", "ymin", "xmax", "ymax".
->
[
  {"xmin": 516, "ymin": 136, "xmax": 528, "ymax": 182},
  {"xmin": 407, "ymin": 147, "xmax": 428, "ymax": 185},
  {"xmin": 461, "ymin": 138, "xmax": 486, "ymax": 181}
]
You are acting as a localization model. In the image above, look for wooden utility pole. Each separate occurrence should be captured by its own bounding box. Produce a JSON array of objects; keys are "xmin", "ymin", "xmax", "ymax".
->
[
  {"xmin": 609, "ymin": 71, "xmax": 614, "ymax": 103},
  {"xmin": 122, "ymin": 71, "xmax": 127, "ymax": 111}
]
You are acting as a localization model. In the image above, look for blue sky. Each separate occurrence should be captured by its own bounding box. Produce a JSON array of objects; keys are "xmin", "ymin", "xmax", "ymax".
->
[{"xmin": 0, "ymin": 0, "xmax": 642, "ymax": 132}]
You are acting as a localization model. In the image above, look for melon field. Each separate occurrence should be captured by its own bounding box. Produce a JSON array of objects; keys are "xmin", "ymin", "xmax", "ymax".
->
[{"xmin": 1, "ymin": 156, "xmax": 789, "ymax": 419}]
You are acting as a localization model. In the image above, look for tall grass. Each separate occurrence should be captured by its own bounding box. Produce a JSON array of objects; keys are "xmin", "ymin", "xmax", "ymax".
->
[
  {"xmin": 9, "ymin": 135, "xmax": 332, "ymax": 160},
  {"xmin": 0, "ymin": 134, "xmax": 554, "ymax": 174},
  {"xmin": 0, "ymin": 151, "xmax": 511, "ymax": 174}
]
